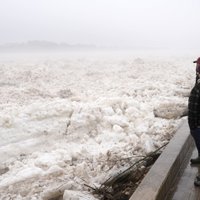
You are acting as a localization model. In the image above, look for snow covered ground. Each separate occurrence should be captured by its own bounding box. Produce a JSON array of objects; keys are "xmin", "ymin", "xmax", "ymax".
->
[{"xmin": 0, "ymin": 50, "xmax": 195, "ymax": 199}]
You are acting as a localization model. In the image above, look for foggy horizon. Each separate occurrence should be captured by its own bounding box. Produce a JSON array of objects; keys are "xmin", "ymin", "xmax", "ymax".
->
[{"xmin": 0, "ymin": 0, "xmax": 200, "ymax": 50}]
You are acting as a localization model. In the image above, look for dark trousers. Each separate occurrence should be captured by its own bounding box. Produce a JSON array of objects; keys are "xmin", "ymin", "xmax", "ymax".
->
[{"xmin": 191, "ymin": 128, "xmax": 200, "ymax": 156}]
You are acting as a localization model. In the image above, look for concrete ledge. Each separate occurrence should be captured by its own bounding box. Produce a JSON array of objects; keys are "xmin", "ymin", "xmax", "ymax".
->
[{"xmin": 130, "ymin": 120, "xmax": 194, "ymax": 200}]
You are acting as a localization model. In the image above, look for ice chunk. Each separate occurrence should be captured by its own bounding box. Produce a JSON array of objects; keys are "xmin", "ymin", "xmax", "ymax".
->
[
  {"xmin": 104, "ymin": 115, "xmax": 129, "ymax": 127},
  {"xmin": 113, "ymin": 124, "xmax": 124, "ymax": 132},
  {"xmin": 63, "ymin": 190, "xmax": 98, "ymax": 200},
  {"xmin": 140, "ymin": 133, "xmax": 155, "ymax": 153},
  {"xmin": 154, "ymin": 102, "xmax": 188, "ymax": 119}
]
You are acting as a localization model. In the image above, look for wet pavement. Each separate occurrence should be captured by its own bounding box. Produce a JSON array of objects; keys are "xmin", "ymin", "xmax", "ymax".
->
[{"xmin": 170, "ymin": 148, "xmax": 200, "ymax": 200}]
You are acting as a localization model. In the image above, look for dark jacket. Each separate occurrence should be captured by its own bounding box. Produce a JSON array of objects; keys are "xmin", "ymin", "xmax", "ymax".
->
[{"xmin": 188, "ymin": 81, "xmax": 200, "ymax": 130}]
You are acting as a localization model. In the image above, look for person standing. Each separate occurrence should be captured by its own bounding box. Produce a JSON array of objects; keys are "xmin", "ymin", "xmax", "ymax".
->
[{"xmin": 188, "ymin": 57, "xmax": 200, "ymax": 165}]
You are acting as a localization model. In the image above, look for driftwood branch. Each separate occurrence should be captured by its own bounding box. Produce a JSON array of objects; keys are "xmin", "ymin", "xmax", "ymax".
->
[{"xmin": 85, "ymin": 142, "xmax": 169, "ymax": 200}]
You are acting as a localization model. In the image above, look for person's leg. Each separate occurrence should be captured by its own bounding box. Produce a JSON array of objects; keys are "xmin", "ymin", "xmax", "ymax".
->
[
  {"xmin": 191, "ymin": 128, "xmax": 200, "ymax": 185},
  {"xmin": 191, "ymin": 128, "xmax": 200, "ymax": 164}
]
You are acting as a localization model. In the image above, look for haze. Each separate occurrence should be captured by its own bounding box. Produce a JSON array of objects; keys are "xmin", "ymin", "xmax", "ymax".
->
[{"xmin": 0, "ymin": 0, "xmax": 200, "ymax": 50}]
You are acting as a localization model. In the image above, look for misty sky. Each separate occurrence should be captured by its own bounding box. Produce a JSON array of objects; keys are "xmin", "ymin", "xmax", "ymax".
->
[{"xmin": 0, "ymin": 0, "xmax": 200, "ymax": 49}]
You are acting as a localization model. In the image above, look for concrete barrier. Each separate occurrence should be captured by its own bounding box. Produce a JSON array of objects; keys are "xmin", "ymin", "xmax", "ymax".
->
[{"xmin": 130, "ymin": 120, "xmax": 194, "ymax": 200}]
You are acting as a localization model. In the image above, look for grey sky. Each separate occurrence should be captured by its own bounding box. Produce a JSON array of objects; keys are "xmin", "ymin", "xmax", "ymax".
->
[{"xmin": 0, "ymin": 0, "xmax": 199, "ymax": 49}]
